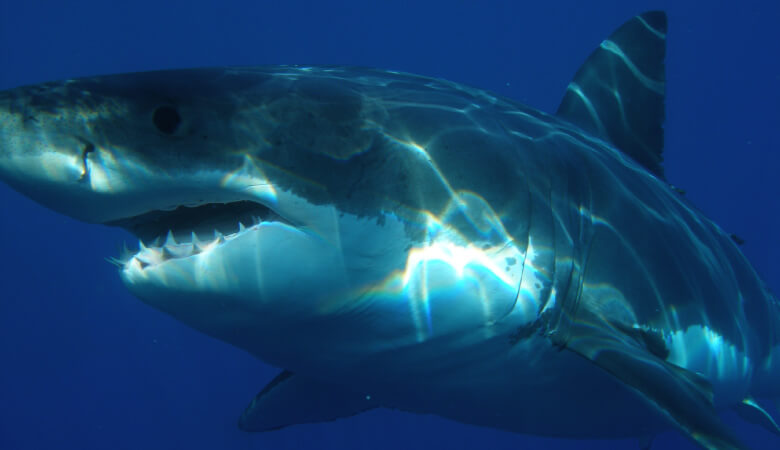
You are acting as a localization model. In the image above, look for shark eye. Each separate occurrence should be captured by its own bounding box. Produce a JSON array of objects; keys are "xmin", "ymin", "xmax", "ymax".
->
[{"xmin": 152, "ymin": 106, "xmax": 181, "ymax": 134}]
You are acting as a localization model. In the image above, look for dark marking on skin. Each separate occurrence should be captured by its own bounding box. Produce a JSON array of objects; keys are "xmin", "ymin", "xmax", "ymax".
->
[
  {"xmin": 639, "ymin": 328, "xmax": 670, "ymax": 360},
  {"xmin": 509, "ymin": 320, "xmax": 542, "ymax": 345},
  {"xmin": 505, "ymin": 257, "xmax": 516, "ymax": 266},
  {"xmin": 79, "ymin": 141, "xmax": 95, "ymax": 182},
  {"xmin": 614, "ymin": 322, "xmax": 670, "ymax": 360},
  {"xmin": 730, "ymin": 234, "xmax": 745, "ymax": 246}
]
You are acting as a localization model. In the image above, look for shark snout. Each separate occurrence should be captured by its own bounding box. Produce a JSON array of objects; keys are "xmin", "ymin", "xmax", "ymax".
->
[{"xmin": 0, "ymin": 115, "xmax": 89, "ymax": 208}]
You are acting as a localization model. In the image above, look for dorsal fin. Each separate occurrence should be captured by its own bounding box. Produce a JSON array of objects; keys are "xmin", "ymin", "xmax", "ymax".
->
[{"xmin": 557, "ymin": 11, "xmax": 667, "ymax": 178}]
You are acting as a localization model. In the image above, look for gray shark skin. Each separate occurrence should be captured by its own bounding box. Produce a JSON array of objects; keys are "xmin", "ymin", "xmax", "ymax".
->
[{"xmin": 0, "ymin": 11, "xmax": 777, "ymax": 449}]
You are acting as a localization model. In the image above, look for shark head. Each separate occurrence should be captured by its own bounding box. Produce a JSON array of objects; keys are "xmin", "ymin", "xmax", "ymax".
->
[{"xmin": 0, "ymin": 67, "xmax": 532, "ymax": 372}]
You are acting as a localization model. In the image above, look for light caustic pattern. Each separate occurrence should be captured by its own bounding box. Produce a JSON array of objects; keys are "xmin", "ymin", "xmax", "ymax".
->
[{"xmin": 345, "ymin": 137, "xmax": 544, "ymax": 343}]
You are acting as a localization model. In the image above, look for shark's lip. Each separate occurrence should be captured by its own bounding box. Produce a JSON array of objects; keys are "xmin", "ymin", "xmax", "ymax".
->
[{"xmin": 106, "ymin": 199, "xmax": 294, "ymax": 267}]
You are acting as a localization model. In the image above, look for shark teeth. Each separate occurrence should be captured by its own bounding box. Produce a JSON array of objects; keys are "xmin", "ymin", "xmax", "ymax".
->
[{"xmin": 116, "ymin": 220, "xmax": 264, "ymax": 270}]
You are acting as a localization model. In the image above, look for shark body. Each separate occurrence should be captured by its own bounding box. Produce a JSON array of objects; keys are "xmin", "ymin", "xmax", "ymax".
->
[{"xmin": 0, "ymin": 11, "xmax": 778, "ymax": 449}]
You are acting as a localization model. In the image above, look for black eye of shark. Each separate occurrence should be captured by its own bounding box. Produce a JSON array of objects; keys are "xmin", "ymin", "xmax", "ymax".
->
[
  {"xmin": 106, "ymin": 200, "xmax": 290, "ymax": 246},
  {"xmin": 152, "ymin": 105, "xmax": 181, "ymax": 134}
]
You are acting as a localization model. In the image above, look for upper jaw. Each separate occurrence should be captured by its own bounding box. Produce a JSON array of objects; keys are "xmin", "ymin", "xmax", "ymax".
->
[{"xmin": 106, "ymin": 199, "xmax": 291, "ymax": 245}]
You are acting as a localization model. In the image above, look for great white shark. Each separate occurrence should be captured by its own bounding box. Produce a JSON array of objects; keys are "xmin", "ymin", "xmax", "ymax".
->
[{"xmin": 0, "ymin": 11, "xmax": 777, "ymax": 449}]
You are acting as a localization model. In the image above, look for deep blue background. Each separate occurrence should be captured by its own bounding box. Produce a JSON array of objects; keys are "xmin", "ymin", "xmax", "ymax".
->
[{"xmin": 1, "ymin": 1, "xmax": 778, "ymax": 449}]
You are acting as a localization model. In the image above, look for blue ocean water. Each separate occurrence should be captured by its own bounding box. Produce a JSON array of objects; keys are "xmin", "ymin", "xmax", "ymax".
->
[{"xmin": 0, "ymin": 1, "xmax": 778, "ymax": 449}]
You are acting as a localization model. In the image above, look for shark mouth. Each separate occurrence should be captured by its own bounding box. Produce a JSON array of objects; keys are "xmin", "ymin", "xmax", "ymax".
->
[{"xmin": 107, "ymin": 200, "xmax": 291, "ymax": 267}]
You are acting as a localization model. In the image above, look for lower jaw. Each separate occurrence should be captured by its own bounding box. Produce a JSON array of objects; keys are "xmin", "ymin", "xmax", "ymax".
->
[
  {"xmin": 119, "ymin": 220, "xmax": 341, "ymax": 291},
  {"xmin": 119, "ymin": 222, "xmax": 350, "ymax": 345}
]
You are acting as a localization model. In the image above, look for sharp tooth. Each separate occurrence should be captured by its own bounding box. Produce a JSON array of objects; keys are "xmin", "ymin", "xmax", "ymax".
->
[
  {"xmin": 192, "ymin": 232, "xmax": 205, "ymax": 253},
  {"xmin": 165, "ymin": 230, "xmax": 177, "ymax": 246},
  {"xmin": 213, "ymin": 230, "xmax": 225, "ymax": 244},
  {"xmin": 238, "ymin": 222, "xmax": 246, "ymax": 232},
  {"xmin": 139, "ymin": 240, "xmax": 147, "ymax": 250},
  {"xmin": 161, "ymin": 247, "xmax": 176, "ymax": 261},
  {"xmin": 129, "ymin": 258, "xmax": 143, "ymax": 272}
]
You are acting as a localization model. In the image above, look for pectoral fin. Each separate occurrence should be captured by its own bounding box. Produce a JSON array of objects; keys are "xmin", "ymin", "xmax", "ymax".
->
[
  {"xmin": 553, "ymin": 310, "xmax": 745, "ymax": 449},
  {"xmin": 238, "ymin": 370, "xmax": 378, "ymax": 432},
  {"xmin": 733, "ymin": 397, "xmax": 780, "ymax": 436}
]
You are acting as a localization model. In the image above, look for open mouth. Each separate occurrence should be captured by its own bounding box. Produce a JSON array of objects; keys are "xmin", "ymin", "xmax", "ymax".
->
[{"xmin": 107, "ymin": 200, "xmax": 292, "ymax": 268}]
